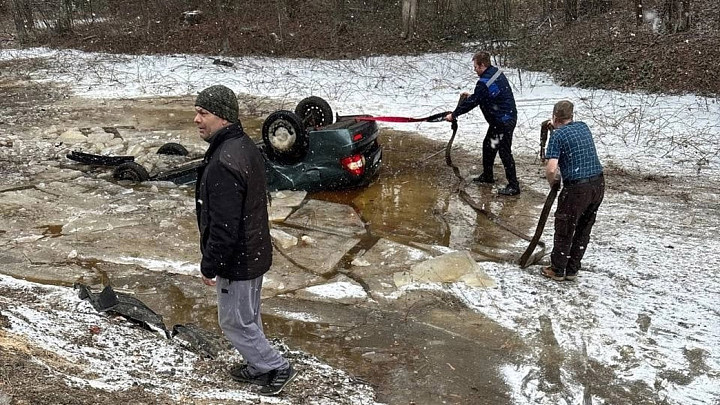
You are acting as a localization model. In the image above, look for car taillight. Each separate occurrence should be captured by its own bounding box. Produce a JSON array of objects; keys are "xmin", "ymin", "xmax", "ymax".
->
[
  {"xmin": 341, "ymin": 154, "xmax": 365, "ymax": 176},
  {"xmin": 352, "ymin": 133, "xmax": 363, "ymax": 141}
]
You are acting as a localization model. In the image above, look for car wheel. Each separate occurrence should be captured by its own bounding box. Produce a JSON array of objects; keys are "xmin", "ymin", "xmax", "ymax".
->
[
  {"xmin": 295, "ymin": 96, "xmax": 334, "ymax": 128},
  {"xmin": 157, "ymin": 142, "xmax": 189, "ymax": 156},
  {"xmin": 262, "ymin": 110, "xmax": 308, "ymax": 161},
  {"xmin": 113, "ymin": 162, "xmax": 150, "ymax": 182}
]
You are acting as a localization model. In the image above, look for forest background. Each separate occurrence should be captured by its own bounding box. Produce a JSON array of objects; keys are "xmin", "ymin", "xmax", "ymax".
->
[{"xmin": 1, "ymin": 0, "xmax": 719, "ymax": 97}]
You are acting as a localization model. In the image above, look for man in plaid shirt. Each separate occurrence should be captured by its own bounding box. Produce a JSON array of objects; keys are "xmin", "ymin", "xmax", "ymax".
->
[{"xmin": 543, "ymin": 100, "xmax": 604, "ymax": 281}]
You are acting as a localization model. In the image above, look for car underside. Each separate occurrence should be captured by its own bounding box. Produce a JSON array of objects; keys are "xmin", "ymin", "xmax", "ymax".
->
[{"xmin": 66, "ymin": 97, "xmax": 383, "ymax": 192}]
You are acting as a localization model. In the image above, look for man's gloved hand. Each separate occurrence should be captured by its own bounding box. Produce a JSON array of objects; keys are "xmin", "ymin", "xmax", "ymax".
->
[{"xmin": 539, "ymin": 119, "xmax": 553, "ymax": 163}]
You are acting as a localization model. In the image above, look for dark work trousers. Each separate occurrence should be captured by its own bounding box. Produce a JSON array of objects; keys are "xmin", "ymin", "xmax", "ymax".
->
[
  {"xmin": 483, "ymin": 123, "xmax": 519, "ymax": 188},
  {"xmin": 551, "ymin": 176, "xmax": 605, "ymax": 274},
  {"xmin": 216, "ymin": 275, "xmax": 288, "ymax": 374}
]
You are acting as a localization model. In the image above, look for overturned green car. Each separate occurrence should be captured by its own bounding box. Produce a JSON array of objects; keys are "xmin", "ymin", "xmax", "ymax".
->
[{"xmin": 67, "ymin": 97, "xmax": 383, "ymax": 192}]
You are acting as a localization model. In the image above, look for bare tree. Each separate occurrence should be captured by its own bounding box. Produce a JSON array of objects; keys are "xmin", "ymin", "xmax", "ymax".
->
[
  {"xmin": 332, "ymin": 0, "xmax": 348, "ymax": 40},
  {"xmin": 542, "ymin": 0, "xmax": 558, "ymax": 15},
  {"xmin": 435, "ymin": 0, "xmax": 456, "ymax": 14},
  {"xmin": 10, "ymin": 0, "xmax": 34, "ymax": 41},
  {"xmin": 434, "ymin": 0, "xmax": 457, "ymax": 27},
  {"xmin": 488, "ymin": 0, "xmax": 512, "ymax": 38},
  {"xmin": 400, "ymin": 0, "xmax": 418, "ymax": 40},
  {"xmin": 564, "ymin": 0, "xmax": 577, "ymax": 23},
  {"xmin": 578, "ymin": 0, "xmax": 610, "ymax": 16},
  {"xmin": 56, "ymin": 0, "xmax": 74, "ymax": 34},
  {"xmin": 663, "ymin": 0, "xmax": 692, "ymax": 33}
]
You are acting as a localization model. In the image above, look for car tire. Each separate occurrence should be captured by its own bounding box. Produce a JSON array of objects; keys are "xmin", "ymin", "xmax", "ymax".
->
[
  {"xmin": 295, "ymin": 96, "xmax": 334, "ymax": 128},
  {"xmin": 157, "ymin": 142, "xmax": 189, "ymax": 156},
  {"xmin": 262, "ymin": 110, "xmax": 308, "ymax": 161},
  {"xmin": 113, "ymin": 162, "xmax": 150, "ymax": 182}
]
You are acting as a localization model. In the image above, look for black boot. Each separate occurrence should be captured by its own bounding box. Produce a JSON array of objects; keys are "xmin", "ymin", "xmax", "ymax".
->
[
  {"xmin": 497, "ymin": 184, "xmax": 520, "ymax": 196},
  {"xmin": 472, "ymin": 173, "xmax": 495, "ymax": 184}
]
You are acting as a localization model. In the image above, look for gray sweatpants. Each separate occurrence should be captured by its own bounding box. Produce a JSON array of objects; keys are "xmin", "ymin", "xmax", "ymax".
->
[{"xmin": 216, "ymin": 275, "xmax": 288, "ymax": 374}]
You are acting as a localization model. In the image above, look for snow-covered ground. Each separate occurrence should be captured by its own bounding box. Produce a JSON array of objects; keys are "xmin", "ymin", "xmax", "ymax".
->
[
  {"xmin": 2, "ymin": 47, "xmax": 718, "ymax": 178},
  {"xmin": 0, "ymin": 274, "xmax": 380, "ymax": 404},
  {"xmin": 1, "ymin": 48, "xmax": 719, "ymax": 404}
]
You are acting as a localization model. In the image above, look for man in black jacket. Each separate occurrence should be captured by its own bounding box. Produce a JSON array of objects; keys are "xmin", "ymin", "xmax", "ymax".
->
[
  {"xmin": 193, "ymin": 85, "xmax": 296, "ymax": 396},
  {"xmin": 445, "ymin": 51, "xmax": 520, "ymax": 196}
]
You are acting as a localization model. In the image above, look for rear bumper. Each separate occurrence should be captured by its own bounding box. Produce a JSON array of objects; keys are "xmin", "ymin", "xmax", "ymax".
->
[
  {"xmin": 265, "ymin": 141, "xmax": 382, "ymax": 192},
  {"xmin": 361, "ymin": 140, "xmax": 382, "ymax": 182}
]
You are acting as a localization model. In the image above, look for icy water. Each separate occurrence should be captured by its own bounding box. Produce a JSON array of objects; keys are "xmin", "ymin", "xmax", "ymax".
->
[
  {"xmin": 124, "ymin": 107, "xmax": 542, "ymax": 403},
  {"xmin": 235, "ymin": 115, "xmax": 543, "ymax": 259},
  {"xmin": 3, "ymin": 55, "xmax": 718, "ymax": 405},
  {"xmin": 311, "ymin": 130, "xmax": 546, "ymax": 262},
  {"xmin": 0, "ymin": 95, "xmax": 567, "ymax": 404},
  {"xmin": 184, "ymin": 118, "xmax": 541, "ymax": 403}
]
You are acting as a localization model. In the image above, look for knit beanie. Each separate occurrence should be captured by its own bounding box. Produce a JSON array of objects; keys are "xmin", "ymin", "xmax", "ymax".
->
[{"xmin": 195, "ymin": 85, "xmax": 239, "ymax": 123}]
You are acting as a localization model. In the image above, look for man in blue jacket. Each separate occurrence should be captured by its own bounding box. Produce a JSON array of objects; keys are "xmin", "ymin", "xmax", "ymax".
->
[
  {"xmin": 445, "ymin": 51, "xmax": 520, "ymax": 196},
  {"xmin": 194, "ymin": 85, "xmax": 296, "ymax": 395}
]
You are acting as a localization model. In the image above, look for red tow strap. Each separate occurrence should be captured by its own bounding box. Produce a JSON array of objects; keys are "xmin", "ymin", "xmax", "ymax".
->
[{"xmin": 354, "ymin": 111, "xmax": 450, "ymax": 123}]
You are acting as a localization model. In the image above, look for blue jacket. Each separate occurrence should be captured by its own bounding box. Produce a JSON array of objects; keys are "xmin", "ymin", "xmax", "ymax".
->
[{"xmin": 452, "ymin": 66, "xmax": 517, "ymax": 127}]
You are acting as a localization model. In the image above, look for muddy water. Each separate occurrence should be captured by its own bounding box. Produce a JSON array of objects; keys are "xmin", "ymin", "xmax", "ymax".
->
[
  {"xmin": 259, "ymin": 297, "xmax": 522, "ymax": 405},
  {"xmin": 247, "ymin": 117, "xmax": 544, "ymax": 257},
  {"xmin": 313, "ymin": 131, "xmax": 457, "ymax": 246},
  {"xmin": 48, "ymin": 96, "xmax": 542, "ymax": 255},
  {"xmin": 311, "ymin": 129, "xmax": 546, "ymax": 262},
  {"xmin": 114, "ymin": 107, "xmax": 534, "ymax": 403},
  {"xmin": 2, "ymin": 94, "xmax": 548, "ymax": 404},
  {"xmin": 240, "ymin": 118, "xmax": 536, "ymax": 403}
]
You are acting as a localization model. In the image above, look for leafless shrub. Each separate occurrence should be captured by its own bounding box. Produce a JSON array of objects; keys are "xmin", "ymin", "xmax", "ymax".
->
[{"xmin": 579, "ymin": 90, "xmax": 720, "ymax": 171}]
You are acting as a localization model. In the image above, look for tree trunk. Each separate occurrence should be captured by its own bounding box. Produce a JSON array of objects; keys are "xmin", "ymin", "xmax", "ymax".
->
[
  {"xmin": 564, "ymin": 0, "xmax": 577, "ymax": 23},
  {"xmin": 482, "ymin": 0, "xmax": 512, "ymax": 38},
  {"xmin": 663, "ymin": 0, "xmax": 692, "ymax": 33},
  {"xmin": 578, "ymin": 0, "xmax": 610, "ymax": 16},
  {"xmin": 435, "ymin": 0, "xmax": 458, "ymax": 14},
  {"xmin": 435, "ymin": 0, "xmax": 457, "ymax": 27},
  {"xmin": 10, "ymin": 0, "xmax": 34, "ymax": 41},
  {"xmin": 635, "ymin": 0, "xmax": 643, "ymax": 26},
  {"xmin": 56, "ymin": 0, "xmax": 74, "ymax": 35},
  {"xmin": 400, "ymin": 0, "xmax": 418, "ymax": 40},
  {"xmin": 332, "ymin": 0, "xmax": 347, "ymax": 39},
  {"xmin": 542, "ymin": 0, "xmax": 556, "ymax": 15}
]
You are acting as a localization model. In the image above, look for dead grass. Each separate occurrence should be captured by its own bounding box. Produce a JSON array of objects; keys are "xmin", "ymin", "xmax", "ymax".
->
[{"xmin": 0, "ymin": 331, "xmax": 175, "ymax": 405}]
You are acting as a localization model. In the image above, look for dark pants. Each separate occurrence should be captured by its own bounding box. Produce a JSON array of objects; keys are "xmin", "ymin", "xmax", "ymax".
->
[
  {"xmin": 551, "ymin": 175, "xmax": 605, "ymax": 274},
  {"xmin": 483, "ymin": 123, "xmax": 518, "ymax": 188}
]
